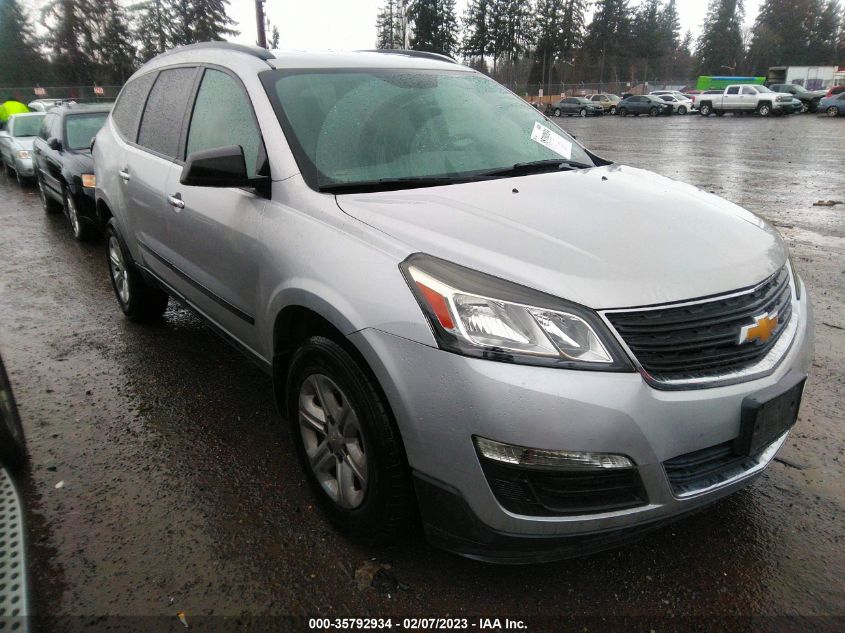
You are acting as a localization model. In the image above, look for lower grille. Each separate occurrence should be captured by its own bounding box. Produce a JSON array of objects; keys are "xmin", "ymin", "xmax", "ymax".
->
[
  {"xmin": 606, "ymin": 266, "xmax": 793, "ymax": 384},
  {"xmin": 663, "ymin": 441, "xmax": 758, "ymax": 496},
  {"xmin": 480, "ymin": 459, "xmax": 647, "ymax": 516}
]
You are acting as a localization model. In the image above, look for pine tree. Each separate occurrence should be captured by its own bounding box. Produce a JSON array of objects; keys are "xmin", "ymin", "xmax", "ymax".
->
[
  {"xmin": 130, "ymin": 0, "xmax": 174, "ymax": 62},
  {"xmin": 696, "ymin": 0, "xmax": 745, "ymax": 75},
  {"xmin": 409, "ymin": 0, "xmax": 459, "ymax": 56},
  {"xmin": 584, "ymin": 0, "xmax": 631, "ymax": 83},
  {"xmin": 810, "ymin": 0, "xmax": 841, "ymax": 64},
  {"xmin": 41, "ymin": 0, "xmax": 94, "ymax": 84},
  {"xmin": 270, "ymin": 25, "xmax": 280, "ymax": 49},
  {"xmin": 187, "ymin": 0, "xmax": 238, "ymax": 42},
  {"xmin": 658, "ymin": 0, "xmax": 683, "ymax": 79},
  {"xmin": 461, "ymin": 0, "xmax": 491, "ymax": 61},
  {"xmin": 376, "ymin": 0, "xmax": 404, "ymax": 49},
  {"xmin": 88, "ymin": 0, "xmax": 136, "ymax": 83},
  {"xmin": 633, "ymin": 0, "xmax": 662, "ymax": 83},
  {"xmin": 0, "ymin": 0, "xmax": 48, "ymax": 87}
]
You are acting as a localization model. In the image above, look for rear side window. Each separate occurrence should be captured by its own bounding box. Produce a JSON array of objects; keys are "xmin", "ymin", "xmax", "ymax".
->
[
  {"xmin": 138, "ymin": 67, "xmax": 197, "ymax": 158},
  {"xmin": 186, "ymin": 68, "xmax": 263, "ymax": 177},
  {"xmin": 741, "ymin": 86, "xmax": 756, "ymax": 95},
  {"xmin": 112, "ymin": 72, "xmax": 156, "ymax": 141}
]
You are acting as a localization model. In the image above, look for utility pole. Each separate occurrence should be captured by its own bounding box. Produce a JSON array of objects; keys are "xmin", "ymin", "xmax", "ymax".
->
[{"xmin": 255, "ymin": 0, "xmax": 267, "ymax": 49}]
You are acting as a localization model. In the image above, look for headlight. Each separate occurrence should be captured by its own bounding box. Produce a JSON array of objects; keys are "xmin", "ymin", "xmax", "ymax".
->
[
  {"xmin": 16, "ymin": 150, "xmax": 30, "ymax": 159},
  {"xmin": 400, "ymin": 254, "xmax": 633, "ymax": 370},
  {"xmin": 81, "ymin": 174, "xmax": 96, "ymax": 188}
]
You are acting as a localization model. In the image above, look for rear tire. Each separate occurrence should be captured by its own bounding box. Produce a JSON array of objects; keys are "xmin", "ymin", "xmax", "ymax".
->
[
  {"xmin": 38, "ymin": 177, "xmax": 61, "ymax": 214},
  {"xmin": 678, "ymin": 106, "xmax": 687, "ymax": 115},
  {"xmin": 610, "ymin": 106, "xmax": 617, "ymax": 115},
  {"xmin": 579, "ymin": 108, "xmax": 587, "ymax": 117},
  {"xmin": 106, "ymin": 220, "xmax": 169, "ymax": 322},
  {"xmin": 0, "ymin": 356, "xmax": 27, "ymax": 473},
  {"xmin": 286, "ymin": 336, "xmax": 413, "ymax": 545},
  {"xmin": 554, "ymin": 108, "xmax": 561, "ymax": 117},
  {"xmin": 699, "ymin": 103, "xmax": 712, "ymax": 116}
]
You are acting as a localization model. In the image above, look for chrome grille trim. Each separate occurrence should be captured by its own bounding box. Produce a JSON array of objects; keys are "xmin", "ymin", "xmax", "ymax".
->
[{"xmin": 600, "ymin": 264, "xmax": 800, "ymax": 390}]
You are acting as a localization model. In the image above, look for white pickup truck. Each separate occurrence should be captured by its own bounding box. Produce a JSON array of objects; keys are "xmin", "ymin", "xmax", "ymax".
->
[{"xmin": 698, "ymin": 84, "xmax": 795, "ymax": 117}]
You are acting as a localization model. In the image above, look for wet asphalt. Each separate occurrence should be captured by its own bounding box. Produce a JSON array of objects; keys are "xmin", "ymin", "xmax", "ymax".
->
[{"xmin": 0, "ymin": 112, "xmax": 843, "ymax": 631}]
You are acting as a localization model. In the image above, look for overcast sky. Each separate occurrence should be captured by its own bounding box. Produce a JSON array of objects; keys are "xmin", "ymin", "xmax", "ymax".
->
[{"xmin": 227, "ymin": 0, "xmax": 765, "ymax": 51}]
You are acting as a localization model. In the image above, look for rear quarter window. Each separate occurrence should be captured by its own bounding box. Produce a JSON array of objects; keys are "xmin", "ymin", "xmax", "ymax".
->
[
  {"xmin": 137, "ymin": 67, "xmax": 197, "ymax": 158},
  {"xmin": 112, "ymin": 72, "xmax": 156, "ymax": 142}
]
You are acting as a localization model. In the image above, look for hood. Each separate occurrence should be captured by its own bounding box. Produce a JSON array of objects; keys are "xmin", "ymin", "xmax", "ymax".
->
[
  {"xmin": 64, "ymin": 150, "xmax": 94, "ymax": 173},
  {"xmin": 336, "ymin": 165, "xmax": 786, "ymax": 309},
  {"xmin": 12, "ymin": 137, "xmax": 35, "ymax": 151}
]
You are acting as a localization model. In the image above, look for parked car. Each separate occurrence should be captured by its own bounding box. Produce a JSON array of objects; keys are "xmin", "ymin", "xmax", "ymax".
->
[
  {"xmin": 820, "ymin": 92, "xmax": 845, "ymax": 116},
  {"xmin": 0, "ymin": 112, "xmax": 45, "ymax": 185},
  {"xmin": 33, "ymin": 103, "xmax": 111, "ymax": 241},
  {"xmin": 768, "ymin": 84, "xmax": 825, "ymax": 113},
  {"xmin": 649, "ymin": 90, "xmax": 687, "ymax": 99},
  {"xmin": 697, "ymin": 84, "xmax": 794, "ymax": 117},
  {"xmin": 824, "ymin": 85, "xmax": 845, "ymax": 99},
  {"xmin": 657, "ymin": 94, "xmax": 694, "ymax": 114},
  {"xmin": 616, "ymin": 95, "xmax": 673, "ymax": 116},
  {"xmin": 552, "ymin": 97, "xmax": 604, "ymax": 117},
  {"xmin": 0, "ymin": 352, "xmax": 30, "ymax": 628},
  {"xmin": 94, "ymin": 43, "xmax": 812, "ymax": 563},
  {"xmin": 585, "ymin": 93, "xmax": 620, "ymax": 115}
]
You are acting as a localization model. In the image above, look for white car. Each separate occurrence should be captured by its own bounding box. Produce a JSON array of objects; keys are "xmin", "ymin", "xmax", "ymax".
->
[{"xmin": 657, "ymin": 94, "xmax": 694, "ymax": 115}]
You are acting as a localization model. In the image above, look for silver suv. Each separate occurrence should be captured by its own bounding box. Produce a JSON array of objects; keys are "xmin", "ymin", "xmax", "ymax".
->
[{"xmin": 94, "ymin": 43, "xmax": 813, "ymax": 563}]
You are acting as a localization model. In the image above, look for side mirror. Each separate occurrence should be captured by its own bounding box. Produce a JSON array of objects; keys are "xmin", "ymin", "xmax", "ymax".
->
[
  {"xmin": 47, "ymin": 137, "xmax": 61, "ymax": 151},
  {"xmin": 180, "ymin": 145, "xmax": 251, "ymax": 188}
]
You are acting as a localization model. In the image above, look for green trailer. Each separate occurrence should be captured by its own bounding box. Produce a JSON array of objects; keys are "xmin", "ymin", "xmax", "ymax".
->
[{"xmin": 696, "ymin": 76, "xmax": 766, "ymax": 91}]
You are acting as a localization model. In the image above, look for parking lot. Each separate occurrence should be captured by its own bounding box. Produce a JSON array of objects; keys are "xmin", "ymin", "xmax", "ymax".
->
[{"xmin": 0, "ymin": 113, "xmax": 843, "ymax": 630}]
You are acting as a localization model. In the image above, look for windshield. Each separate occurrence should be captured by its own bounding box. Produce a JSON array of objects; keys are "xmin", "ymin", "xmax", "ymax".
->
[
  {"xmin": 65, "ymin": 112, "xmax": 108, "ymax": 150},
  {"xmin": 12, "ymin": 115, "xmax": 44, "ymax": 137},
  {"xmin": 263, "ymin": 69, "xmax": 594, "ymax": 189}
]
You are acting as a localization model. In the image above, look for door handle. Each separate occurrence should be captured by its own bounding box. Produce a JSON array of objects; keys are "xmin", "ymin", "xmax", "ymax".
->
[
  {"xmin": 167, "ymin": 193, "xmax": 185, "ymax": 209},
  {"xmin": 118, "ymin": 170, "xmax": 130, "ymax": 182}
]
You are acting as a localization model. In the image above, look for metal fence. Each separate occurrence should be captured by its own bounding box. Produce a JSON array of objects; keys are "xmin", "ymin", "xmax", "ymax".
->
[{"xmin": 0, "ymin": 85, "xmax": 122, "ymax": 103}]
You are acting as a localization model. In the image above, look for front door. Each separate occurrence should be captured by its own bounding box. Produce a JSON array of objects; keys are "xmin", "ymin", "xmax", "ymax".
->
[{"xmin": 162, "ymin": 67, "xmax": 268, "ymax": 352}]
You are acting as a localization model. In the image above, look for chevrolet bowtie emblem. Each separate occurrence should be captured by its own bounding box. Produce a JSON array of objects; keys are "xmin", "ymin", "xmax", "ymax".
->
[{"xmin": 739, "ymin": 312, "xmax": 779, "ymax": 345}]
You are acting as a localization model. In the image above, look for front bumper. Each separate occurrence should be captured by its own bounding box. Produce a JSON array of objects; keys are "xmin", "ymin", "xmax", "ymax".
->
[
  {"xmin": 13, "ymin": 158, "xmax": 34, "ymax": 177},
  {"xmin": 349, "ymin": 288, "xmax": 813, "ymax": 562}
]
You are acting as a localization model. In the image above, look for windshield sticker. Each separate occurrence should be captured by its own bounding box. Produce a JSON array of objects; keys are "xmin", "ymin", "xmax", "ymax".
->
[{"xmin": 530, "ymin": 122, "xmax": 572, "ymax": 159}]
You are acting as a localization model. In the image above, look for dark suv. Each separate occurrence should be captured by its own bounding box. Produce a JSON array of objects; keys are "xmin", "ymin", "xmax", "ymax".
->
[{"xmin": 33, "ymin": 103, "xmax": 111, "ymax": 241}]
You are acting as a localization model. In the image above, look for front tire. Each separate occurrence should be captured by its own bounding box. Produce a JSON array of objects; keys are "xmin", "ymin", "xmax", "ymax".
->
[
  {"xmin": 65, "ymin": 191, "xmax": 96, "ymax": 242},
  {"xmin": 106, "ymin": 220, "xmax": 168, "ymax": 322},
  {"xmin": 649, "ymin": 107, "xmax": 658, "ymax": 117},
  {"xmin": 579, "ymin": 108, "xmax": 587, "ymax": 117},
  {"xmin": 758, "ymin": 103, "xmax": 772, "ymax": 117},
  {"xmin": 618, "ymin": 107, "xmax": 628, "ymax": 116},
  {"xmin": 286, "ymin": 336, "xmax": 412, "ymax": 545},
  {"xmin": 826, "ymin": 106, "xmax": 840, "ymax": 117}
]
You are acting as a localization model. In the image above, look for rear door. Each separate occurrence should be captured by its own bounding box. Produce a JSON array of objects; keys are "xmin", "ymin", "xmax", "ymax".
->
[
  {"xmin": 124, "ymin": 66, "xmax": 199, "ymax": 276},
  {"xmin": 161, "ymin": 66, "xmax": 268, "ymax": 350}
]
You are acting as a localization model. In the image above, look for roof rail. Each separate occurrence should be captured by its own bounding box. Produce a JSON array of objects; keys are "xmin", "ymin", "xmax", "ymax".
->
[
  {"xmin": 157, "ymin": 41, "xmax": 275, "ymax": 61},
  {"xmin": 358, "ymin": 49, "xmax": 457, "ymax": 64}
]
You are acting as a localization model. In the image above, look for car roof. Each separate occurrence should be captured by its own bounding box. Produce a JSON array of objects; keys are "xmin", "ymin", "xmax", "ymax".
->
[{"xmin": 52, "ymin": 103, "xmax": 112, "ymax": 115}]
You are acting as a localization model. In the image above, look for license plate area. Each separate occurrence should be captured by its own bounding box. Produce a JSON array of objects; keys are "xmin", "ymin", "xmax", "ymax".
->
[{"xmin": 734, "ymin": 372, "xmax": 806, "ymax": 456}]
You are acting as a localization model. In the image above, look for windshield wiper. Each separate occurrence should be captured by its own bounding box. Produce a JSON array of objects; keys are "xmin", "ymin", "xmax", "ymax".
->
[
  {"xmin": 473, "ymin": 159, "xmax": 593, "ymax": 179},
  {"xmin": 319, "ymin": 176, "xmax": 468, "ymax": 194}
]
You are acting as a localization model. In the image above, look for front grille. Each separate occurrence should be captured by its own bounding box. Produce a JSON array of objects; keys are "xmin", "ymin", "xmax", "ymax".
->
[
  {"xmin": 606, "ymin": 267, "xmax": 792, "ymax": 383},
  {"xmin": 663, "ymin": 441, "xmax": 758, "ymax": 497},
  {"xmin": 479, "ymin": 459, "xmax": 647, "ymax": 516}
]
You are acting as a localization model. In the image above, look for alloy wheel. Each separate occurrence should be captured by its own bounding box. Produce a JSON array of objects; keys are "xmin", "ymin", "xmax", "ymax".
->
[
  {"xmin": 67, "ymin": 195, "xmax": 81, "ymax": 238},
  {"xmin": 827, "ymin": 106, "xmax": 839, "ymax": 117},
  {"xmin": 299, "ymin": 373, "xmax": 368, "ymax": 509},
  {"xmin": 579, "ymin": 108, "xmax": 587, "ymax": 117},
  {"xmin": 108, "ymin": 236, "xmax": 130, "ymax": 305}
]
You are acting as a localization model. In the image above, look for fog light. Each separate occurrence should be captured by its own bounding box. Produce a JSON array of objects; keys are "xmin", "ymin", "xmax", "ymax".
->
[
  {"xmin": 474, "ymin": 436, "xmax": 633, "ymax": 470},
  {"xmin": 81, "ymin": 174, "xmax": 96, "ymax": 188}
]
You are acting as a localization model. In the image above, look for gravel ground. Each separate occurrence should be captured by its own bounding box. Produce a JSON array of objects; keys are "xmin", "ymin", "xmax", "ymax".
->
[{"xmin": 0, "ymin": 112, "xmax": 843, "ymax": 632}]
